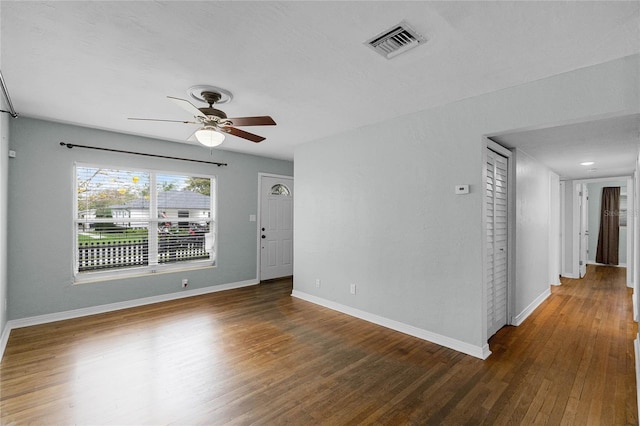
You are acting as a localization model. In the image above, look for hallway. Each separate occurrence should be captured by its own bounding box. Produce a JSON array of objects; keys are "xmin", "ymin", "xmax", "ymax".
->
[{"xmin": 486, "ymin": 265, "xmax": 637, "ymax": 424}]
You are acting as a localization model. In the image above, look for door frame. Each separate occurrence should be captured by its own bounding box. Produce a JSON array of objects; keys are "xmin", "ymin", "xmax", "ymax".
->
[
  {"xmin": 570, "ymin": 176, "xmax": 635, "ymax": 284},
  {"xmin": 256, "ymin": 172, "xmax": 294, "ymax": 281},
  {"xmin": 549, "ymin": 175, "xmax": 561, "ymax": 286},
  {"xmin": 481, "ymin": 137, "xmax": 516, "ymax": 350},
  {"xmin": 578, "ymin": 183, "xmax": 589, "ymax": 278}
]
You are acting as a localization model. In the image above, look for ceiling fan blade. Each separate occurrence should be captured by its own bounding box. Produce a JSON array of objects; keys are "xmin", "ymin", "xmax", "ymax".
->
[
  {"xmin": 128, "ymin": 117, "xmax": 197, "ymax": 124},
  {"xmin": 225, "ymin": 116, "xmax": 276, "ymax": 127},
  {"xmin": 167, "ymin": 96, "xmax": 207, "ymax": 119},
  {"xmin": 221, "ymin": 126, "xmax": 265, "ymax": 143}
]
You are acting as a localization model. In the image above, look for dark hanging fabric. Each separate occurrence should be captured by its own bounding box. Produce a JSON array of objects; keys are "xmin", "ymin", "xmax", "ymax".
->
[{"xmin": 595, "ymin": 187, "xmax": 620, "ymax": 265}]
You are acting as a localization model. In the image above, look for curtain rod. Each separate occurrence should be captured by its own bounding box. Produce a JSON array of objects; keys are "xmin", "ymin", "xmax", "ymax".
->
[
  {"xmin": 0, "ymin": 69, "xmax": 18, "ymax": 118},
  {"xmin": 59, "ymin": 142, "xmax": 228, "ymax": 167}
]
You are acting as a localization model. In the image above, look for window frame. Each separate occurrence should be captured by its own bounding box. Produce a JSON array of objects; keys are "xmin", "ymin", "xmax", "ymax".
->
[
  {"xmin": 270, "ymin": 183, "xmax": 291, "ymax": 196},
  {"xmin": 73, "ymin": 162, "xmax": 217, "ymax": 283}
]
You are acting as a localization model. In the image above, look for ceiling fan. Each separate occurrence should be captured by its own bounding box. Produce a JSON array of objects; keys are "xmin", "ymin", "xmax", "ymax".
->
[{"xmin": 129, "ymin": 88, "xmax": 276, "ymax": 147}]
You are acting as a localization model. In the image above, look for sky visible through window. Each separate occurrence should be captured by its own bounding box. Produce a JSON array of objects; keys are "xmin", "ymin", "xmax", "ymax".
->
[
  {"xmin": 76, "ymin": 167, "xmax": 209, "ymax": 218},
  {"xmin": 77, "ymin": 167, "xmax": 191, "ymax": 194}
]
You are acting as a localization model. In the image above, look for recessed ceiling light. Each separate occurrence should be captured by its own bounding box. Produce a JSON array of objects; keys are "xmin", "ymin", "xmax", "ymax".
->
[{"xmin": 580, "ymin": 161, "xmax": 595, "ymax": 166}]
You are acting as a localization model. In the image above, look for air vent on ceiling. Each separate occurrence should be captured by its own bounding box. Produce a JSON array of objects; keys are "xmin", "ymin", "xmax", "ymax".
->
[{"xmin": 365, "ymin": 20, "xmax": 427, "ymax": 59}]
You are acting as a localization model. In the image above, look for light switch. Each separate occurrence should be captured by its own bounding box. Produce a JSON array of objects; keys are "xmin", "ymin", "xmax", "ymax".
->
[{"xmin": 249, "ymin": 214, "xmax": 256, "ymax": 222}]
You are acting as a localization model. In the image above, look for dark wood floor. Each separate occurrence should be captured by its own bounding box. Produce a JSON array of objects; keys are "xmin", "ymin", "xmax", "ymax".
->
[{"xmin": 0, "ymin": 265, "xmax": 637, "ymax": 424}]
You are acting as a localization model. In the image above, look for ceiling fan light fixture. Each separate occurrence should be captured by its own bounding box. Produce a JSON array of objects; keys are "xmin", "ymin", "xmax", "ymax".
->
[{"xmin": 195, "ymin": 127, "xmax": 225, "ymax": 147}]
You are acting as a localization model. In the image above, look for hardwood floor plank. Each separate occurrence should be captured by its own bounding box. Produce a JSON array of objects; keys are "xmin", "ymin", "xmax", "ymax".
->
[{"xmin": 0, "ymin": 265, "xmax": 637, "ymax": 424}]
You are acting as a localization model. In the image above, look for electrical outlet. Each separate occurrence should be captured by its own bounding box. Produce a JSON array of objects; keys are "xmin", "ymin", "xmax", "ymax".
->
[
  {"xmin": 350, "ymin": 283, "xmax": 356, "ymax": 295},
  {"xmin": 315, "ymin": 279, "xmax": 321, "ymax": 288},
  {"xmin": 455, "ymin": 184, "xmax": 469, "ymax": 194},
  {"xmin": 181, "ymin": 278, "xmax": 188, "ymax": 288}
]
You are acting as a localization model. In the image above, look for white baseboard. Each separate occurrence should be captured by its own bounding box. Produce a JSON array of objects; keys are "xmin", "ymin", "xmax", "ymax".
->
[
  {"xmin": 291, "ymin": 290, "xmax": 491, "ymax": 360},
  {"xmin": 0, "ymin": 279, "xmax": 258, "ymax": 362},
  {"xmin": 561, "ymin": 272, "xmax": 579, "ymax": 279},
  {"xmin": 514, "ymin": 288, "xmax": 551, "ymax": 326},
  {"xmin": 586, "ymin": 261, "xmax": 627, "ymax": 268},
  {"xmin": 0, "ymin": 322, "xmax": 10, "ymax": 363}
]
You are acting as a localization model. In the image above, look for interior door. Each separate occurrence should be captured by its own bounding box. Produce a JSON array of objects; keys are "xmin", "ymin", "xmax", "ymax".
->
[
  {"xmin": 260, "ymin": 175, "xmax": 294, "ymax": 280},
  {"xmin": 579, "ymin": 184, "xmax": 589, "ymax": 278},
  {"xmin": 486, "ymin": 148, "xmax": 509, "ymax": 338}
]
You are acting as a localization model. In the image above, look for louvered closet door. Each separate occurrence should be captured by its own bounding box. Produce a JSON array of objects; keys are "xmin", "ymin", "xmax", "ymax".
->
[{"xmin": 486, "ymin": 149, "xmax": 509, "ymax": 338}]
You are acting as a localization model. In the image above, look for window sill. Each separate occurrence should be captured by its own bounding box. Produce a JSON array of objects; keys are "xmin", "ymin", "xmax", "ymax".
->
[{"xmin": 73, "ymin": 261, "xmax": 216, "ymax": 285}]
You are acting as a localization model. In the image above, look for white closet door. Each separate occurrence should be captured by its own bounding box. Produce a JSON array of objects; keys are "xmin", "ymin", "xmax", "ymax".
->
[{"xmin": 486, "ymin": 149, "xmax": 509, "ymax": 338}]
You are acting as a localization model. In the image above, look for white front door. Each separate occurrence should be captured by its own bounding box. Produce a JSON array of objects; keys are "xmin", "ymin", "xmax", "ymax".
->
[
  {"xmin": 579, "ymin": 184, "xmax": 589, "ymax": 278},
  {"xmin": 486, "ymin": 148, "xmax": 509, "ymax": 338},
  {"xmin": 260, "ymin": 175, "xmax": 294, "ymax": 280}
]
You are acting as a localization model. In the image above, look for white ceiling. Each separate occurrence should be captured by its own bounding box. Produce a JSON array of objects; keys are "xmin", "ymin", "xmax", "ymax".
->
[
  {"xmin": 1, "ymin": 1, "xmax": 639, "ymax": 176},
  {"xmin": 492, "ymin": 114, "xmax": 640, "ymax": 180}
]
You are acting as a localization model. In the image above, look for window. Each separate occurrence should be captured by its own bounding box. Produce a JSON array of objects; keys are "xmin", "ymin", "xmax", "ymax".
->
[
  {"xmin": 270, "ymin": 184, "xmax": 291, "ymax": 196},
  {"xmin": 620, "ymin": 192, "xmax": 627, "ymax": 227},
  {"xmin": 74, "ymin": 165, "xmax": 216, "ymax": 281}
]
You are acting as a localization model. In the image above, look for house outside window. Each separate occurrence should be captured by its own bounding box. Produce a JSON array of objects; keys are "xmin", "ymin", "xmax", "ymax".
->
[{"xmin": 74, "ymin": 164, "xmax": 216, "ymax": 282}]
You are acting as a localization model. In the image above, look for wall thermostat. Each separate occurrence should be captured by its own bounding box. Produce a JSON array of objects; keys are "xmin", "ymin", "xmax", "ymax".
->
[{"xmin": 455, "ymin": 184, "xmax": 469, "ymax": 194}]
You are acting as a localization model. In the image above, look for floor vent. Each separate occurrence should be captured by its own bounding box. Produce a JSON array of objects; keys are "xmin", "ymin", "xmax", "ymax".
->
[{"xmin": 365, "ymin": 21, "xmax": 426, "ymax": 59}]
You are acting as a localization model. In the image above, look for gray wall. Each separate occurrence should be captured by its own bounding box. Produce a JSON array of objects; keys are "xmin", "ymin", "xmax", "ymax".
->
[
  {"xmin": 0, "ymin": 4, "xmax": 7, "ymax": 339},
  {"xmin": 0, "ymin": 110, "xmax": 8, "ymax": 338},
  {"xmin": 549, "ymin": 172, "xmax": 561, "ymax": 286},
  {"xmin": 587, "ymin": 181, "xmax": 627, "ymax": 265},
  {"xmin": 7, "ymin": 118, "xmax": 292, "ymax": 320},
  {"xmin": 514, "ymin": 149, "xmax": 552, "ymax": 315},
  {"xmin": 294, "ymin": 55, "xmax": 639, "ymax": 351},
  {"xmin": 635, "ymin": 153, "xmax": 640, "ymax": 318},
  {"xmin": 635, "ymin": 152, "xmax": 640, "ymax": 416}
]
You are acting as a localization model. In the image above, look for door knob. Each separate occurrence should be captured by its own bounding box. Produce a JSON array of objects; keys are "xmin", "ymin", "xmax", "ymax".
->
[
  {"xmin": 262, "ymin": 235, "xmax": 266, "ymax": 239},
  {"xmin": 262, "ymin": 227, "xmax": 265, "ymax": 231}
]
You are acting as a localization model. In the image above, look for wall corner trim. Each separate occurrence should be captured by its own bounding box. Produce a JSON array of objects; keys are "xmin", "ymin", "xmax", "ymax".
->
[
  {"xmin": 0, "ymin": 278, "xmax": 259, "ymax": 363},
  {"xmin": 0, "ymin": 323, "xmax": 10, "ymax": 364},
  {"xmin": 291, "ymin": 290, "xmax": 490, "ymax": 360},
  {"xmin": 481, "ymin": 343, "xmax": 492, "ymax": 359},
  {"xmin": 514, "ymin": 287, "xmax": 552, "ymax": 326}
]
